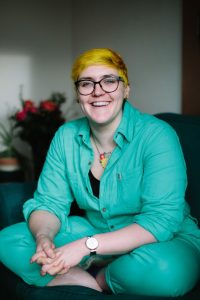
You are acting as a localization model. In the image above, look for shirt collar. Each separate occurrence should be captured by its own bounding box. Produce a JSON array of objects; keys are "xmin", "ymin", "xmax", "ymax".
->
[
  {"xmin": 77, "ymin": 117, "xmax": 91, "ymax": 148},
  {"xmin": 114, "ymin": 101, "xmax": 138, "ymax": 146}
]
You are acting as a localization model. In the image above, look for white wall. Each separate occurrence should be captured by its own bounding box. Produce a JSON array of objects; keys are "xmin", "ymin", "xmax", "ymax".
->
[
  {"xmin": 0, "ymin": 0, "xmax": 72, "ymax": 126},
  {"xmin": 0, "ymin": 0, "xmax": 182, "ymax": 129},
  {"xmin": 71, "ymin": 0, "xmax": 182, "ymax": 114}
]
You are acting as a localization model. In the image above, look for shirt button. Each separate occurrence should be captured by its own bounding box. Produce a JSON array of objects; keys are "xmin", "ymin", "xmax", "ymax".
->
[
  {"xmin": 110, "ymin": 225, "xmax": 114, "ymax": 229},
  {"xmin": 102, "ymin": 208, "xmax": 106, "ymax": 212},
  {"xmin": 117, "ymin": 173, "xmax": 122, "ymax": 180},
  {"xmin": 88, "ymin": 161, "xmax": 92, "ymax": 166}
]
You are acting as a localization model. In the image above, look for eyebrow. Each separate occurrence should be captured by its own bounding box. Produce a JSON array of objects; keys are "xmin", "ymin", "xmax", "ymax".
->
[{"xmin": 78, "ymin": 74, "xmax": 118, "ymax": 81}]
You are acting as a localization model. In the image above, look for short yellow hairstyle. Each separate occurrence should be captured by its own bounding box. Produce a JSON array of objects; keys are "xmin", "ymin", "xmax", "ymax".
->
[{"xmin": 71, "ymin": 48, "xmax": 129, "ymax": 86}]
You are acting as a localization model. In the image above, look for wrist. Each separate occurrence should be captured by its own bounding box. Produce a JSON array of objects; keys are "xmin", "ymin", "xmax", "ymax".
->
[
  {"xmin": 81, "ymin": 237, "xmax": 90, "ymax": 256},
  {"xmin": 35, "ymin": 233, "xmax": 52, "ymax": 241},
  {"xmin": 85, "ymin": 236, "xmax": 99, "ymax": 256}
]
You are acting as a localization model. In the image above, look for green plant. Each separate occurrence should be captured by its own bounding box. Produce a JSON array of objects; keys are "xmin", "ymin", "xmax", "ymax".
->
[{"xmin": 0, "ymin": 121, "xmax": 19, "ymax": 158}]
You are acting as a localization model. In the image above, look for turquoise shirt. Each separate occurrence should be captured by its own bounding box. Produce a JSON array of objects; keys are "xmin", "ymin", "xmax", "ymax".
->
[{"xmin": 23, "ymin": 101, "xmax": 194, "ymax": 242}]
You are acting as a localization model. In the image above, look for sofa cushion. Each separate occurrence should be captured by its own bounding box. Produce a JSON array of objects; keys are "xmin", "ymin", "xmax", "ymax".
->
[{"xmin": 0, "ymin": 181, "xmax": 37, "ymax": 230}]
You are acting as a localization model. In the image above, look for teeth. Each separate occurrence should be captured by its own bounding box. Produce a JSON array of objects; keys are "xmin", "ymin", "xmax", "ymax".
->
[{"xmin": 92, "ymin": 102, "xmax": 109, "ymax": 107}]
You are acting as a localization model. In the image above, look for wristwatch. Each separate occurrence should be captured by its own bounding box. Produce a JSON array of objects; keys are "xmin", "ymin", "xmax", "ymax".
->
[{"xmin": 85, "ymin": 236, "xmax": 99, "ymax": 255}]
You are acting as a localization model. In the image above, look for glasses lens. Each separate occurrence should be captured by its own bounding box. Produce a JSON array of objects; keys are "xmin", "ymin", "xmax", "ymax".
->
[
  {"xmin": 77, "ymin": 81, "xmax": 94, "ymax": 95},
  {"xmin": 101, "ymin": 77, "xmax": 119, "ymax": 93}
]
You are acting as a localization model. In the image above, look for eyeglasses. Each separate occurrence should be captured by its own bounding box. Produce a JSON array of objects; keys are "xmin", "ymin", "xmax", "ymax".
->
[{"xmin": 75, "ymin": 76, "xmax": 124, "ymax": 96}]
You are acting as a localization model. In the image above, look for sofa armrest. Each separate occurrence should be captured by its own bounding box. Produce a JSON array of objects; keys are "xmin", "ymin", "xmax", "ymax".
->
[{"xmin": 0, "ymin": 181, "xmax": 37, "ymax": 230}]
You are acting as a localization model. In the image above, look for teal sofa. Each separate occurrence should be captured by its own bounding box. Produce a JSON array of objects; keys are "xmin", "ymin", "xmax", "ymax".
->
[{"xmin": 0, "ymin": 113, "xmax": 200, "ymax": 300}]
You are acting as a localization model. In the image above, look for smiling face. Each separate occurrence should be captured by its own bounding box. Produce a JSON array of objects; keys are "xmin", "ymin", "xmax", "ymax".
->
[{"xmin": 77, "ymin": 65, "xmax": 130, "ymax": 128}]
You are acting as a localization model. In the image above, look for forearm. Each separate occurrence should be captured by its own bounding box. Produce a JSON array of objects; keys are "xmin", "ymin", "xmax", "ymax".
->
[
  {"xmin": 93, "ymin": 223, "xmax": 157, "ymax": 255},
  {"xmin": 28, "ymin": 210, "xmax": 61, "ymax": 240}
]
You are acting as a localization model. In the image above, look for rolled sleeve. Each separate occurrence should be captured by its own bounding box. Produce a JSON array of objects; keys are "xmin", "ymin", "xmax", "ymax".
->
[
  {"xmin": 134, "ymin": 123, "xmax": 187, "ymax": 241},
  {"xmin": 23, "ymin": 127, "xmax": 74, "ymax": 231}
]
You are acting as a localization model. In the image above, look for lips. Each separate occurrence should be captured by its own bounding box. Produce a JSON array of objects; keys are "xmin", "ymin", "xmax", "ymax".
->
[{"xmin": 91, "ymin": 101, "xmax": 110, "ymax": 107}]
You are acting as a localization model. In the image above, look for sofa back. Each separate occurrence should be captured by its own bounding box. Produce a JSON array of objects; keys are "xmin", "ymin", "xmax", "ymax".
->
[{"xmin": 156, "ymin": 113, "xmax": 200, "ymax": 223}]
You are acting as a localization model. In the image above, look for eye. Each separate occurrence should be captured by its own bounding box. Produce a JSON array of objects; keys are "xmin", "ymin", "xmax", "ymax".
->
[
  {"xmin": 103, "ymin": 78, "xmax": 117, "ymax": 85},
  {"xmin": 79, "ymin": 81, "xmax": 93, "ymax": 88}
]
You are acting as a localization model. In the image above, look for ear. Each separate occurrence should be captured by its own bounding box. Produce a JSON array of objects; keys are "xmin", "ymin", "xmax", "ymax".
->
[{"xmin": 124, "ymin": 85, "xmax": 130, "ymax": 99}]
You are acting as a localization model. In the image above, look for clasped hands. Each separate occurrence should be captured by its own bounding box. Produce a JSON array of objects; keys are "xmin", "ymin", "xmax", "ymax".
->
[{"xmin": 30, "ymin": 235, "xmax": 86, "ymax": 276}]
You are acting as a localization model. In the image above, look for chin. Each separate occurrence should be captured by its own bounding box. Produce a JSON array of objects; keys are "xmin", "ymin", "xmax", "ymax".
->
[{"xmin": 89, "ymin": 117, "xmax": 114, "ymax": 126}]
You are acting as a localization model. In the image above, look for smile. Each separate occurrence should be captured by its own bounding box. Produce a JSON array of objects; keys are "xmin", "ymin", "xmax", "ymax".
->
[{"xmin": 91, "ymin": 101, "xmax": 110, "ymax": 107}]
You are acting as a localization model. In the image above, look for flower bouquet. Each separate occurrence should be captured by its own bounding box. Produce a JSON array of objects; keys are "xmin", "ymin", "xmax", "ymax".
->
[{"xmin": 11, "ymin": 92, "xmax": 66, "ymax": 178}]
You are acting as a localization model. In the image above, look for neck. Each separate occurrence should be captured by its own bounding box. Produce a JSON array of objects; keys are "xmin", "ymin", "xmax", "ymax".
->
[
  {"xmin": 91, "ymin": 127, "xmax": 115, "ymax": 150},
  {"xmin": 89, "ymin": 112, "xmax": 122, "ymax": 149}
]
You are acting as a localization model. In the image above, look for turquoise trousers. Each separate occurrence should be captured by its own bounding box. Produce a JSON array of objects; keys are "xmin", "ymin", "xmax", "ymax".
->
[{"xmin": 0, "ymin": 216, "xmax": 200, "ymax": 297}]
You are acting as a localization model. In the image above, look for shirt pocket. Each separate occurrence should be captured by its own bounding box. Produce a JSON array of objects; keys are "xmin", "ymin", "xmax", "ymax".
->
[{"xmin": 116, "ymin": 165, "xmax": 143, "ymax": 212}]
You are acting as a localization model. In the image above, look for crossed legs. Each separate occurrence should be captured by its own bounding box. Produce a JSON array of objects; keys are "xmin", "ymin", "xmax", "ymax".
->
[
  {"xmin": 1, "ymin": 221, "xmax": 199, "ymax": 296},
  {"xmin": 47, "ymin": 266, "xmax": 103, "ymax": 292}
]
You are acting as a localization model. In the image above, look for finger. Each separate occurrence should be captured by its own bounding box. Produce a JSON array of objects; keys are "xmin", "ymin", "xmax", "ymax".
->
[
  {"xmin": 41, "ymin": 251, "xmax": 62, "ymax": 265},
  {"xmin": 31, "ymin": 249, "xmax": 61, "ymax": 265},
  {"xmin": 30, "ymin": 251, "xmax": 47, "ymax": 263},
  {"xmin": 36, "ymin": 245, "xmax": 43, "ymax": 252},
  {"xmin": 41, "ymin": 242, "xmax": 56, "ymax": 258},
  {"xmin": 49, "ymin": 253, "xmax": 63, "ymax": 267},
  {"xmin": 54, "ymin": 251, "xmax": 62, "ymax": 258},
  {"xmin": 57, "ymin": 265, "xmax": 70, "ymax": 275},
  {"xmin": 42, "ymin": 260, "xmax": 66, "ymax": 276},
  {"xmin": 35, "ymin": 256, "xmax": 54, "ymax": 265},
  {"xmin": 36, "ymin": 251, "xmax": 62, "ymax": 265},
  {"xmin": 44, "ymin": 246, "xmax": 56, "ymax": 259},
  {"xmin": 47, "ymin": 261, "xmax": 67, "ymax": 276}
]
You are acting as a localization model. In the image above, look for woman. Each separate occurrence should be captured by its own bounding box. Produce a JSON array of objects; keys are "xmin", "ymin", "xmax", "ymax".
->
[{"xmin": 0, "ymin": 48, "xmax": 200, "ymax": 297}]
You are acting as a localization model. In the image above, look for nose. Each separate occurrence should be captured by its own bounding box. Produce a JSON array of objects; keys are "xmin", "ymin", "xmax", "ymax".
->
[{"xmin": 93, "ymin": 82, "xmax": 105, "ymax": 95}]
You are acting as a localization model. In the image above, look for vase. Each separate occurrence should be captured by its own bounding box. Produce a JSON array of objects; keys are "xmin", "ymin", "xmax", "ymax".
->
[
  {"xmin": 0, "ymin": 157, "xmax": 21, "ymax": 172},
  {"xmin": 0, "ymin": 157, "xmax": 25, "ymax": 183},
  {"xmin": 30, "ymin": 140, "xmax": 51, "ymax": 180}
]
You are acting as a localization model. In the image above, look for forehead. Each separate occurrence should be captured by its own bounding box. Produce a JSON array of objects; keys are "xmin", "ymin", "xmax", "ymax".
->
[{"xmin": 79, "ymin": 65, "xmax": 119, "ymax": 79}]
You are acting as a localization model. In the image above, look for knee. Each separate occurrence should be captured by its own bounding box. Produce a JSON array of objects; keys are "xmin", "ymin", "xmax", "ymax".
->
[
  {"xmin": 0, "ymin": 222, "xmax": 33, "ymax": 253},
  {"xmin": 0, "ymin": 224, "xmax": 18, "ymax": 260},
  {"xmin": 0, "ymin": 223, "xmax": 54, "ymax": 287},
  {"xmin": 0, "ymin": 222, "xmax": 34, "ymax": 270},
  {"xmin": 105, "ymin": 248, "xmax": 200, "ymax": 297}
]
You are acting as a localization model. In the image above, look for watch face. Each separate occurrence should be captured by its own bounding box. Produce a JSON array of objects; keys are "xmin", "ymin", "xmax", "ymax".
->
[{"xmin": 86, "ymin": 237, "xmax": 98, "ymax": 250}]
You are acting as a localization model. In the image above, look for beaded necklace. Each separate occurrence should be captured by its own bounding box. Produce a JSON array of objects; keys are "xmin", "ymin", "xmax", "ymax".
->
[{"xmin": 92, "ymin": 136, "xmax": 112, "ymax": 169}]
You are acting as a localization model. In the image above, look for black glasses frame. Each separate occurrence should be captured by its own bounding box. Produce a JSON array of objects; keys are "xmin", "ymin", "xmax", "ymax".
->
[{"xmin": 75, "ymin": 76, "xmax": 124, "ymax": 95}]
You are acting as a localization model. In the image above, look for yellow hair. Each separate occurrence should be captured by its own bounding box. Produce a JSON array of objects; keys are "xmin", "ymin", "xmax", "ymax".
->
[{"xmin": 71, "ymin": 48, "xmax": 129, "ymax": 86}]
